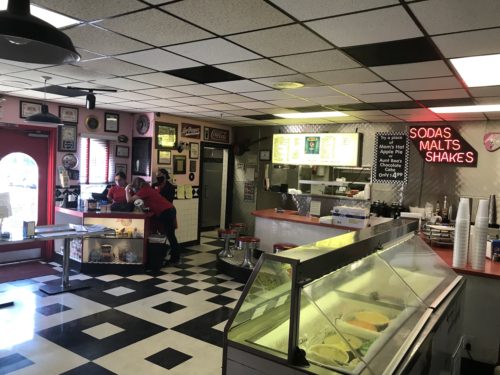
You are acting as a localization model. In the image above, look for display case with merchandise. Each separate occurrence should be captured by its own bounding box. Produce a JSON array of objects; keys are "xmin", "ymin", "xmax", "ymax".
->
[{"xmin": 223, "ymin": 219, "xmax": 464, "ymax": 375}]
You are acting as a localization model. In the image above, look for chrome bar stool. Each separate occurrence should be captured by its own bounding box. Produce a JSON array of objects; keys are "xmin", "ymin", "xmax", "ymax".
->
[
  {"xmin": 218, "ymin": 228, "xmax": 237, "ymax": 258},
  {"xmin": 238, "ymin": 236, "xmax": 260, "ymax": 269},
  {"xmin": 229, "ymin": 223, "xmax": 246, "ymax": 250},
  {"xmin": 273, "ymin": 243, "xmax": 297, "ymax": 253}
]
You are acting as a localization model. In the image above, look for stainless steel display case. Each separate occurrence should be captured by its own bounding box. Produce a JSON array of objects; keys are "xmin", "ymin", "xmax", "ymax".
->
[{"xmin": 223, "ymin": 219, "xmax": 464, "ymax": 375}]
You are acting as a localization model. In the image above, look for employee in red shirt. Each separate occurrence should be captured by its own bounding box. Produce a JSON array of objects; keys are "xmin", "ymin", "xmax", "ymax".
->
[
  {"xmin": 126, "ymin": 177, "xmax": 181, "ymax": 265},
  {"xmin": 107, "ymin": 171, "xmax": 127, "ymax": 203}
]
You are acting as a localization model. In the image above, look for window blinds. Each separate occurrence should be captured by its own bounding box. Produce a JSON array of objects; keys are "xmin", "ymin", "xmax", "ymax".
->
[{"xmin": 79, "ymin": 137, "xmax": 115, "ymax": 184}]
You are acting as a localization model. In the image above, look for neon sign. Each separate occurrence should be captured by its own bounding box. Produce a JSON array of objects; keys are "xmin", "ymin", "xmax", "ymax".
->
[{"xmin": 408, "ymin": 126, "xmax": 477, "ymax": 167}]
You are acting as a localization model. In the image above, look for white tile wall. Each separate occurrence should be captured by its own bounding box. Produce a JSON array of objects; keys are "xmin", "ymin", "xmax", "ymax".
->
[{"xmin": 175, "ymin": 198, "xmax": 199, "ymax": 243}]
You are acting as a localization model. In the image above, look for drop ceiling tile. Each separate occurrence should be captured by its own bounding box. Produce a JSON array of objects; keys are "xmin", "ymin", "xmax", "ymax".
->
[
  {"xmin": 33, "ymin": 0, "xmax": 146, "ymax": 21},
  {"xmin": 94, "ymin": 95, "xmax": 129, "ymax": 104},
  {"xmin": 469, "ymin": 86, "xmax": 500, "ymax": 97},
  {"xmin": 169, "ymin": 84, "xmax": 227, "ymax": 96},
  {"xmin": 0, "ymin": 76, "xmax": 43, "ymax": 89},
  {"xmin": 311, "ymin": 96, "xmax": 361, "ymax": 105},
  {"xmin": 438, "ymin": 113, "xmax": 487, "ymax": 121},
  {"xmin": 208, "ymin": 80, "xmax": 270, "ymax": 93},
  {"xmin": 56, "ymin": 97, "xmax": 87, "ymax": 105},
  {"xmin": 407, "ymin": 89, "xmax": 469, "ymax": 100},
  {"xmin": 343, "ymin": 110, "xmax": 387, "ymax": 116},
  {"xmin": 269, "ymin": 0, "xmax": 398, "ymax": 21},
  {"xmin": 201, "ymin": 103, "xmax": 242, "ymax": 111},
  {"xmin": 241, "ymin": 90, "xmax": 292, "ymax": 100},
  {"xmin": 77, "ymin": 58, "xmax": 153, "ymax": 77},
  {"xmin": 65, "ymin": 25, "xmax": 150, "ymax": 56},
  {"xmin": 281, "ymin": 86, "xmax": 339, "ymax": 98},
  {"xmin": 272, "ymin": 118, "xmax": 332, "ymax": 125},
  {"xmin": 117, "ymin": 49, "xmax": 201, "ymax": 71},
  {"xmin": 202, "ymin": 93, "xmax": 251, "ymax": 103},
  {"xmin": 14, "ymin": 90, "xmax": 64, "ymax": 100},
  {"xmin": 306, "ymin": 6, "xmax": 422, "ymax": 47},
  {"xmin": 333, "ymin": 82, "xmax": 397, "ymax": 95},
  {"xmin": 308, "ymin": 68, "xmax": 380, "ymax": 85},
  {"xmin": 256, "ymin": 107, "xmax": 296, "ymax": 114},
  {"xmin": 343, "ymin": 37, "xmax": 441, "ymax": 67},
  {"xmin": 134, "ymin": 88, "xmax": 187, "ymax": 99},
  {"xmin": 172, "ymin": 105, "xmax": 213, "ymax": 112},
  {"xmin": 228, "ymin": 25, "xmax": 331, "ymax": 57},
  {"xmin": 98, "ymin": 9, "xmax": 212, "ymax": 47},
  {"xmin": 253, "ymin": 74, "xmax": 323, "ymax": 88},
  {"xmin": 418, "ymin": 98, "xmax": 475, "ymax": 107},
  {"xmin": 170, "ymin": 97, "xmax": 219, "ymax": 105},
  {"xmin": 232, "ymin": 101, "xmax": 277, "ymax": 109},
  {"xmin": 165, "ymin": 66, "xmax": 243, "ymax": 84},
  {"xmin": 432, "ymin": 28, "xmax": 500, "ymax": 58},
  {"xmin": 128, "ymin": 72, "xmax": 195, "ymax": 87},
  {"xmin": 113, "ymin": 101, "xmax": 154, "ymax": 109},
  {"xmin": 92, "ymin": 77, "xmax": 155, "ymax": 91},
  {"xmin": 272, "ymin": 50, "xmax": 359, "ymax": 73},
  {"xmin": 106, "ymin": 91, "xmax": 156, "ymax": 101},
  {"xmin": 40, "ymin": 65, "xmax": 114, "ymax": 81},
  {"xmin": 0, "ymin": 62, "xmax": 30, "ymax": 74},
  {"xmin": 77, "ymin": 49, "xmax": 105, "ymax": 62},
  {"xmin": 0, "ymin": 59, "xmax": 50, "ymax": 70},
  {"xmin": 266, "ymin": 98, "xmax": 312, "ymax": 108},
  {"xmin": 409, "ymin": 0, "xmax": 500, "ymax": 35},
  {"xmin": 5, "ymin": 71, "xmax": 77, "ymax": 86},
  {"xmin": 370, "ymin": 60, "xmax": 452, "ymax": 80},
  {"xmin": 166, "ymin": 38, "xmax": 259, "ymax": 65},
  {"xmin": 354, "ymin": 92, "xmax": 411, "ymax": 102},
  {"xmin": 223, "ymin": 109, "xmax": 262, "ymax": 116},
  {"xmin": 163, "ymin": 0, "xmax": 292, "ymax": 35},
  {"xmin": 391, "ymin": 77, "xmax": 462, "ymax": 91},
  {"xmin": 398, "ymin": 114, "xmax": 443, "ymax": 122},
  {"xmin": 215, "ymin": 59, "xmax": 294, "ymax": 79},
  {"xmin": 139, "ymin": 98, "xmax": 185, "ymax": 107},
  {"xmin": 385, "ymin": 108, "xmax": 433, "ymax": 115}
]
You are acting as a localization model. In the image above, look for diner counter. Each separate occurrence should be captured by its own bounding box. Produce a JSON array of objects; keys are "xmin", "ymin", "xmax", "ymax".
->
[
  {"xmin": 251, "ymin": 209, "xmax": 353, "ymax": 230},
  {"xmin": 55, "ymin": 206, "xmax": 155, "ymax": 219}
]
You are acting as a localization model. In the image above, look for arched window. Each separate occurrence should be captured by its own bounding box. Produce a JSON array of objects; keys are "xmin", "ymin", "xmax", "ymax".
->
[{"xmin": 0, "ymin": 153, "xmax": 38, "ymax": 232}]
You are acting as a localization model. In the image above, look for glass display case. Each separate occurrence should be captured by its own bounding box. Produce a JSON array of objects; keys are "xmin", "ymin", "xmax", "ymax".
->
[{"xmin": 224, "ymin": 219, "xmax": 464, "ymax": 375}]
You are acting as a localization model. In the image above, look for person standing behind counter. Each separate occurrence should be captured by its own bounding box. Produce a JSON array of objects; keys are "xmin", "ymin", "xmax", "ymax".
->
[
  {"xmin": 107, "ymin": 171, "xmax": 127, "ymax": 203},
  {"xmin": 126, "ymin": 177, "xmax": 182, "ymax": 265},
  {"xmin": 153, "ymin": 168, "xmax": 175, "ymax": 202}
]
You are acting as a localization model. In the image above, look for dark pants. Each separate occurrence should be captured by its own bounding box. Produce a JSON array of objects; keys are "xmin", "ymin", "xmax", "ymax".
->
[{"xmin": 158, "ymin": 207, "xmax": 181, "ymax": 262}]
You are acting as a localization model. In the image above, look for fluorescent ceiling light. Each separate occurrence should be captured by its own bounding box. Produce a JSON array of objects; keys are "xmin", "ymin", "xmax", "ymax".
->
[
  {"xmin": 0, "ymin": 0, "xmax": 79, "ymax": 28},
  {"xmin": 275, "ymin": 111, "xmax": 348, "ymax": 119},
  {"xmin": 430, "ymin": 104, "xmax": 500, "ymax": 113},
  {"xmin": 451, "ymin": 53, "xmax": 500, "ymax": 87}
]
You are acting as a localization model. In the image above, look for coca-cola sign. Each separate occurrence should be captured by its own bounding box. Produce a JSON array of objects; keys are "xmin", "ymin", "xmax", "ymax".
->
[
  {"xmin": 204, "ymin": 127, "xmax": 229, "ymax": 143},
  {"xmin": 181, "ymin": 123, "xmax": 201, "ymax": 139}
]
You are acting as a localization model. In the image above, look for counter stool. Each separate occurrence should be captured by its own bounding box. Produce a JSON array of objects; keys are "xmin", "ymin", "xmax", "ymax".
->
[
  {"xmin": 273, "ymin": 243, "xmax": 297, "ymax": 253},
  {"xmin": 229, "ymin": 223, "xmax": 246, "ymax": 250},
  {"xmin": 238, "ymin": 236, "xmax": 260, "ymax": 269},
  {"xmin": 218, "ymin": 229, "xmax": 237, "ymax": 258}
]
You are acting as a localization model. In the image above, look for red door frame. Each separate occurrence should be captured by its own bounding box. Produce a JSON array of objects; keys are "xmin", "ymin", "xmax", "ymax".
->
[{"xmin": 0, "ymin": 124, "xmax": 56, "ymax": 259}]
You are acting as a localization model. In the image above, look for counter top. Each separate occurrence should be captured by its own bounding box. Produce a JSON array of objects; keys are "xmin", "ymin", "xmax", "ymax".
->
[
  {"xmin": 432, "ymin": 244, "xmax": 500, "ymax": 280},
  {"xmin": 55, "ymin": 206, "xmax": 154, "ymax": 219},
  {"xmin": 251, "ymin": 209, "xmax": 354, "ymax": 230}
]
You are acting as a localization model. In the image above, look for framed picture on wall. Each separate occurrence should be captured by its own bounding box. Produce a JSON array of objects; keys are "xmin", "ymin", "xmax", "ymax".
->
[
  {"xmin": 259, "ymin": 150, "xmax": 271, "ymax": 161},
  {"xmin": 115, "ymin": 163, "xmax": 127, "ymax": 176},
  {"xmin": 58, "ymin": 125, "xmax": 77, "ymax": 152},
  {"xmin": 189, "ymin": 160, "xmax": 197, "ymax": 173},
  {"xmin": 105, "ymin": 112, "xmax": 119, "ymax": 132},
  {"xmin": 116, "ymin": 145, "xmax": 129, "ymax": 158},
  {"xmin": 132, "ymin": 137, "xmax": 152, "ymax": 176},
  {"xmin": 157, "ymin": 149, "xmax": 171, "ymax": 165},
  {"xmin": 20, "ymin": 101, "xmax": 42, "ymax": 118},
  {"xmin": 59, "ymin": 106, "xmax": 78, "ymax": 124},
  {"xmin": 189, "ymin": 142, "xmax": 199, "ymax": 159},
  {"xmin": 173, "ymin": 155, "xmax": 186, "ymax": 174},
  {"xmin": 155, "ymin": 122, "xmax": 177, "ymax": 149}
]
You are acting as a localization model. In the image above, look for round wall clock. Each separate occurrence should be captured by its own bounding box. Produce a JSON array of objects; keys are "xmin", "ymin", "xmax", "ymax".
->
[
  {"xmin": 136, "ymin": 114, "xmax": 150, "ymax": 135},
  {"xmin": 62, "ymin": 153, "xmax": 78, "ymax": 169},
  {"xmin": 85, "ymin": 115, "xmax": 99, "ymax": 130}
]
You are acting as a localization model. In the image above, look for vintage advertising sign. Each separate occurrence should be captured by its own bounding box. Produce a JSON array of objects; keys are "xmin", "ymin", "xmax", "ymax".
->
[
  {"xmin": 204, "ymin": 127, "xmax": 230, "ymax": 143},
  {"xmin": 408, "ymin": 126, "xmax": 477, "ymax": 167},
  {"xmin": 181, "ymin": 123, "xmax": 201, "ymax": 139},
  {"xmin": 372, "ymin": 132, "xmax": 409, "ymax": 184}
]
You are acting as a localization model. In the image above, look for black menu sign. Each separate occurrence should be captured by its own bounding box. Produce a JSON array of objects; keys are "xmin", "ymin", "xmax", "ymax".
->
[{"xmin": 372, "ymin": 132, "xmax": 409, "ymax": 184}]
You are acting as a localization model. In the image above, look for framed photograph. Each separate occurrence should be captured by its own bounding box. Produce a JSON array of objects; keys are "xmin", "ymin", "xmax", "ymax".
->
[
  {"xmin": 259, "ymin": 150, "xmax": 271, "ymax": 161},
  {"xmin": 155, "ymin": 122, "xmax": 177, "ymax": 149},
  {"xmin": 115, "ymin": 145, "xmax": 129, "ymax": 158},
  {"xmin": 173, "ymin": 155, "xmax": 186, "ymax": 174},
  {"xmin": 189, "ymin": 160, "xmax": 197, "ymax": 173},
  {"xmin": 20, "ymin": 101, "xmax": 42, "ymax": 118},
  {"xmin": 115, "ymin": 163, "xmax": 127, "ymax": 176},
  {"xmin": 189, "ymin": 142, "xmax": 199, "ymax": 159},
  {"xmin": 59, "ymin": 106, "xmax": 78, "ymax": 124},
  {"xmin": 132, "ymin": 137, "xmax": 152, "ymax": 176},
  {"xmin": 58, "ymin": 125, "xmax": 77, "ymax": 152},
  {"xmin": 157, "ymin": 149, "xmax": 171, "ymax": 165},
  {"xmin": 105, "ymin": 112, "xmax": 119, "ymax": 133}
]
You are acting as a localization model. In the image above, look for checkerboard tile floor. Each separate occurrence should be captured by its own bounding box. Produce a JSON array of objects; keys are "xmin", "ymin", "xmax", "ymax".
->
[{"xmin": 0, "ymin": 236, "xmax": 244, "ymax": 374}]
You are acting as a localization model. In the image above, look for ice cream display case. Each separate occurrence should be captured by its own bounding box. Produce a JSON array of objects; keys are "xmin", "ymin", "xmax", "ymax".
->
[{"xmin": 223, "ymin": 219, "xmax": 465, "ymax": 375}]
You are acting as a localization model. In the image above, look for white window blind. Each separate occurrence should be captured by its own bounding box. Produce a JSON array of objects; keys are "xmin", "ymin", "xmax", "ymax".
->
[{"xmin": 79, "ymin": 137, "xmax": 115, "ymax": 184}]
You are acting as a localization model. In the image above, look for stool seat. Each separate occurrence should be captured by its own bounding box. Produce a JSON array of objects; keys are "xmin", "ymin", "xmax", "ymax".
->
[
  {"xmin": 238, "ymin": 236, "xmax": 259, "ymax": 243},
  {"xmin": 273, "ymin": 243, "xmax": 297, "ymax": 253},
  {"xmin": 229, "ymin": 222, "xmax": 246, "ymax": 229},
  {"xmin": 218, "ymin": 229, "xmax": 237, "ymax": 239}
]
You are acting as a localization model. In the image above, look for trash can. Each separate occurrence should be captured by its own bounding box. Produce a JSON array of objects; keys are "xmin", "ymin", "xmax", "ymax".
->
[{"xmin": 147, "ymin": 234, "xmax": 168, "ymax": 272}]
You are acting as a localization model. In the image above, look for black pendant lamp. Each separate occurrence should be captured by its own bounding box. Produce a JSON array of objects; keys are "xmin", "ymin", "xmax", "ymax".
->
[
  {"xmin": 26, "ymin": 76, "xmax": 63, "ymax": 126},
  {"xmin": 0, "ymin": 0, "xmax": 80, "ymax": 64}
]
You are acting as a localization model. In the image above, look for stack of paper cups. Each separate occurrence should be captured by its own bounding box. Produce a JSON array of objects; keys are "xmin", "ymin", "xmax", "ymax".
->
[
  {"xmin": 470, "ymin": 199, "xmax": 489, "ymax": 271},
  {"xmin": 453, "ymin": 198, "xmax": 470, "ymax": 268}
]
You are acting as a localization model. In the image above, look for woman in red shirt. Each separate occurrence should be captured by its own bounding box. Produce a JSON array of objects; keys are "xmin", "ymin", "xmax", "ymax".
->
[
  {"xmin": 126, "ymin": 177, "xmax": 181, "ymax": 264},
  {"xmin": 107, "ymin": 171, "xmax": 127, "ymax": 204}
]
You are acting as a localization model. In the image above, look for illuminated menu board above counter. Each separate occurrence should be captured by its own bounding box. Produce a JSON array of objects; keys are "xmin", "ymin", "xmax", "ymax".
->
[{"xmin": 272, "ymin": 133, "xmax": 362, "ymax": 166}]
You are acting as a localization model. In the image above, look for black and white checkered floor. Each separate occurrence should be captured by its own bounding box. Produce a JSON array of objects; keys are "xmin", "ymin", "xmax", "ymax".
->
[{"xmin": 0, "ymin": 236, "xmax": 243, "ymax": 374}]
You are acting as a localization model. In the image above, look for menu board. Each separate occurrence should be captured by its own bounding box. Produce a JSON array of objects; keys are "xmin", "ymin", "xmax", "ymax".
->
[
  {"xmin": 371, "ymin": 132, "xmax": 409, "ymax": 184},
  {"xmin": 272, "ymin": 133, "xmax": 361, "ymax": 166}
]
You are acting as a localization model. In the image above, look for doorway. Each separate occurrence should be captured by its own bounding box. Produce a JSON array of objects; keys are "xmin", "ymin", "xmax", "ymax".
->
[
  {"xmin": 199, "ymin": 142, "xmax": 233, "ymax": 232},
  {"xmin": 0, "ymin": 126, "xmax": 56, "ymax": 262}
]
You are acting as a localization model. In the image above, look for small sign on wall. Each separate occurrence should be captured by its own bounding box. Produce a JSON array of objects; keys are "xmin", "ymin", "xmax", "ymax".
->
[
  {"xmin": 181, "ymin": 123, "xmax": 201, "ymax": 139},
  {"xmin": 372, "ymin": 132, "xmax": 409, "ymax": 184},
  {"xmin": 204, "ymin": 127, "xmax": 229, "ymax": 143}
]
